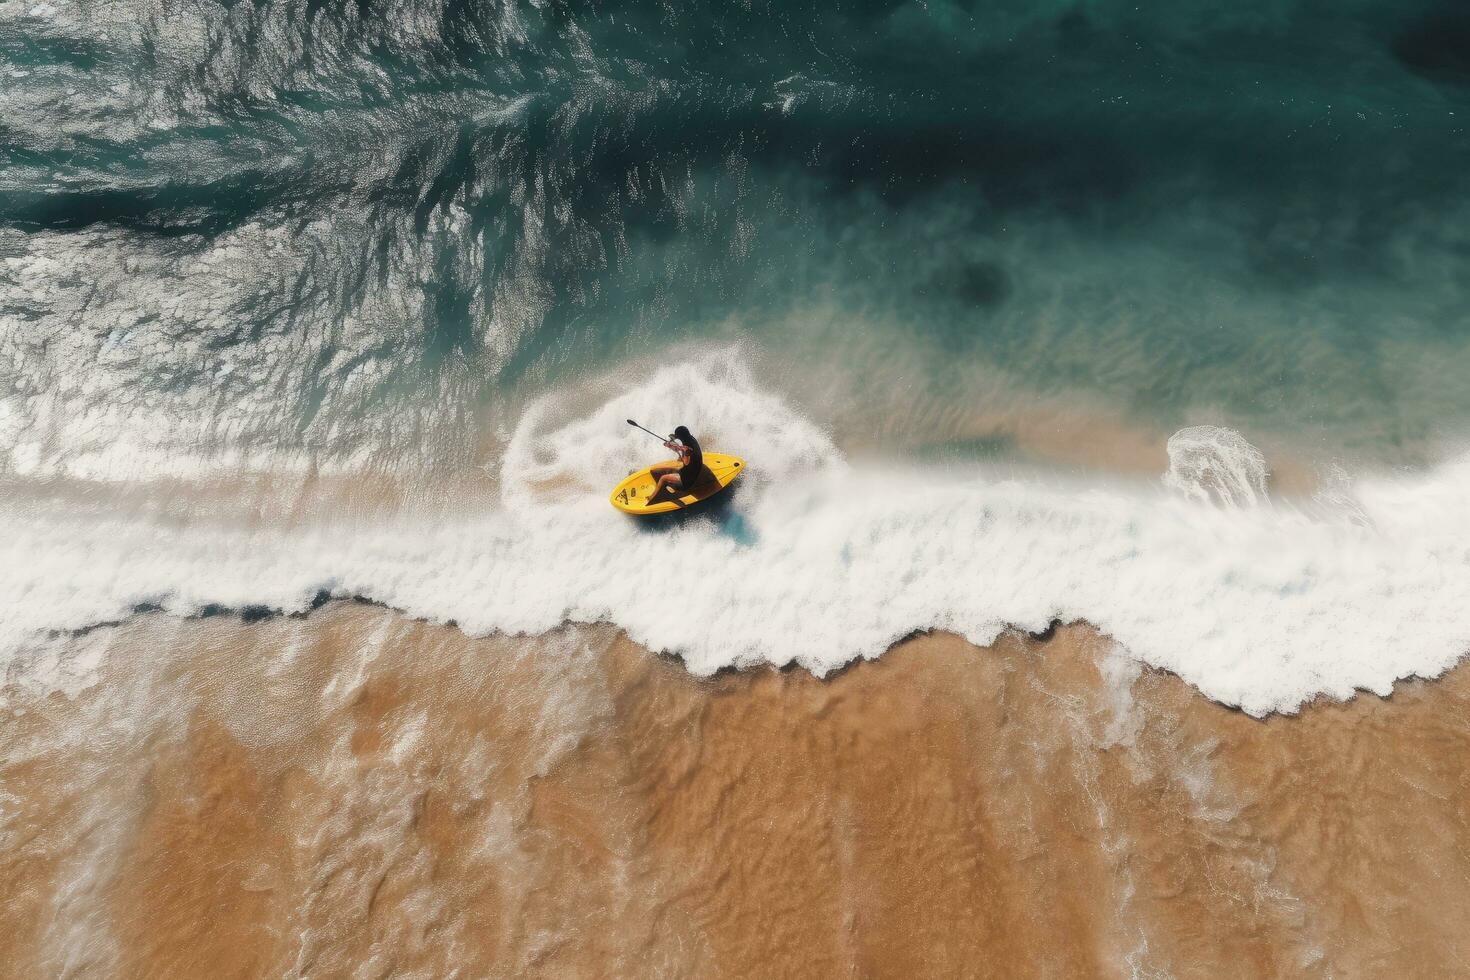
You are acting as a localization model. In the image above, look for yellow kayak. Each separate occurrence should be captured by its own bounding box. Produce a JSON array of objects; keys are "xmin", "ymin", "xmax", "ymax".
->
[{"xmin": 610, "ymin": 453, "xmax": 745, "ymax": 515}]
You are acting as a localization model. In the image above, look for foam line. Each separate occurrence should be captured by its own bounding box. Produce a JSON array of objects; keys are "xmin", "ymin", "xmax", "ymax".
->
[{"xmin": 3, "ymin": 356, "xmax": 1468, "ymax": 716}]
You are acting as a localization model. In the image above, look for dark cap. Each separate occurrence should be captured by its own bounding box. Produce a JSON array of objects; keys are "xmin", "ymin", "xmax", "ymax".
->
[{"xmin": 673, "ymin": 425, "xmax": 692, "ymax": 441}]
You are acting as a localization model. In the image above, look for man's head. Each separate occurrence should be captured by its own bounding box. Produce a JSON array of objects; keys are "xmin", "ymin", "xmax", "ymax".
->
[{"xmin": 673, "ymin": 425, "xmax": 692, "ymax": 443}]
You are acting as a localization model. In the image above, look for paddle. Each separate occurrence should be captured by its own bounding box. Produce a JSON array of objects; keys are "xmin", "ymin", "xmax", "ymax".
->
[{"xmin": 626, "ymin": 419, "xmax": 669, "ymax": 444}]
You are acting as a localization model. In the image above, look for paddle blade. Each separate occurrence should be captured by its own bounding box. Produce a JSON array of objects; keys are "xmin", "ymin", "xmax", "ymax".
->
[{"xmin": 626, "ymin": 418, "xmax": 666, "ymax": 443}]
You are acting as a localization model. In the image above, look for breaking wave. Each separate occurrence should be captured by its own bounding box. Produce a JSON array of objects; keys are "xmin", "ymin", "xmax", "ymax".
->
[{"xmin": 4, "ymin": 355, "xmax": 1469, "ymax": 717}]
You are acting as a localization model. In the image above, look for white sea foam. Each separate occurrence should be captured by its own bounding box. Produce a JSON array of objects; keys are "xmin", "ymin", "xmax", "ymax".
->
[
  {"xmin": 1163, "ymin": 425, "xmax": 1269, "ymax": 509},
  {"xmin": 2, "ymin": 354, "xmax": 1469, "ymax": 717}
]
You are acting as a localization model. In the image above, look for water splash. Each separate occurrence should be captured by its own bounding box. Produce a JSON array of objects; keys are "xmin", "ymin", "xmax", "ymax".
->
[{"xmin": 1163, "ymin": 426, "xmax": 1270, "ymax": 509}]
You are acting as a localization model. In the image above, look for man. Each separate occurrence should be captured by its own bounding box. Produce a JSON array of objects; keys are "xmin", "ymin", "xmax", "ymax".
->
[{"xmin": 648, "ymin": 425, "xmax": 703, "ymax": 500}]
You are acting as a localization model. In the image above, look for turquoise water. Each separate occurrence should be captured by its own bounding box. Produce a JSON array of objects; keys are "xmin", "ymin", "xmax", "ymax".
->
[{"xmin": 3, "ymin": 0, "xmax": 1470, "ymax": 475}]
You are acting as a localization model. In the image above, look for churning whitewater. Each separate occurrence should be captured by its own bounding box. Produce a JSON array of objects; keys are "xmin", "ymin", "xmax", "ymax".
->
[{"xmin": 4, "ymin": 351, "xmax": 1468, "ymax": 717}]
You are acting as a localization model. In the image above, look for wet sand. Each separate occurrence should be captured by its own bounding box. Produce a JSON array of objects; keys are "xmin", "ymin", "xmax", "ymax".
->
[{"xmin": 2, "ymin": 606, "xmax": 1467, "ymax": 978}]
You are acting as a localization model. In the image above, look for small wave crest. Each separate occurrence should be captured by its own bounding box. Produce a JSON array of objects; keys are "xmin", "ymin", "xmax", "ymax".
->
[{"xmin": 1163, "ymin": 425, "xmax": 1270, "ymax": 508}]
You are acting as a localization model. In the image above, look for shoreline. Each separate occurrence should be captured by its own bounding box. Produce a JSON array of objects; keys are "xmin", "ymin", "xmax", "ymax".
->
[
  {"xmin": 21, "ymin": 597, "xmax": 1467, "ymax": 719},
  {"xmin": 22, "ymin": 593, "xmax": 1470, "ymax": 717}
]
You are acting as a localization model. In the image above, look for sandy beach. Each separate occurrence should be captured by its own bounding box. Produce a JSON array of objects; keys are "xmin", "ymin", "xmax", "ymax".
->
[{"xmin": 4, "ymin": 605, "xmax": 1466, "ymax": 979}]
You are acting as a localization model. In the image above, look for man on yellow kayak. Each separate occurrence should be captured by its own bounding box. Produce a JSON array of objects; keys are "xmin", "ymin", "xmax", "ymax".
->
[{"xmin": 648, "ymin": 425, "xmax": 703, "ymax": 500}]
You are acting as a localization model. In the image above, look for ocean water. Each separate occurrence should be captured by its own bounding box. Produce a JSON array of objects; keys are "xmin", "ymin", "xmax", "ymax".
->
[{"xmin": 3, "ymin": 0, "xmax": 1470, "ymax": 713}]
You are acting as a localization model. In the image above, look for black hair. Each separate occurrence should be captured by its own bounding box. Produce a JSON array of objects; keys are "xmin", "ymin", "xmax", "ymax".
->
[{"xmin": 673, "ymin": 425, "xmax": 692, "ymax": 442}]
